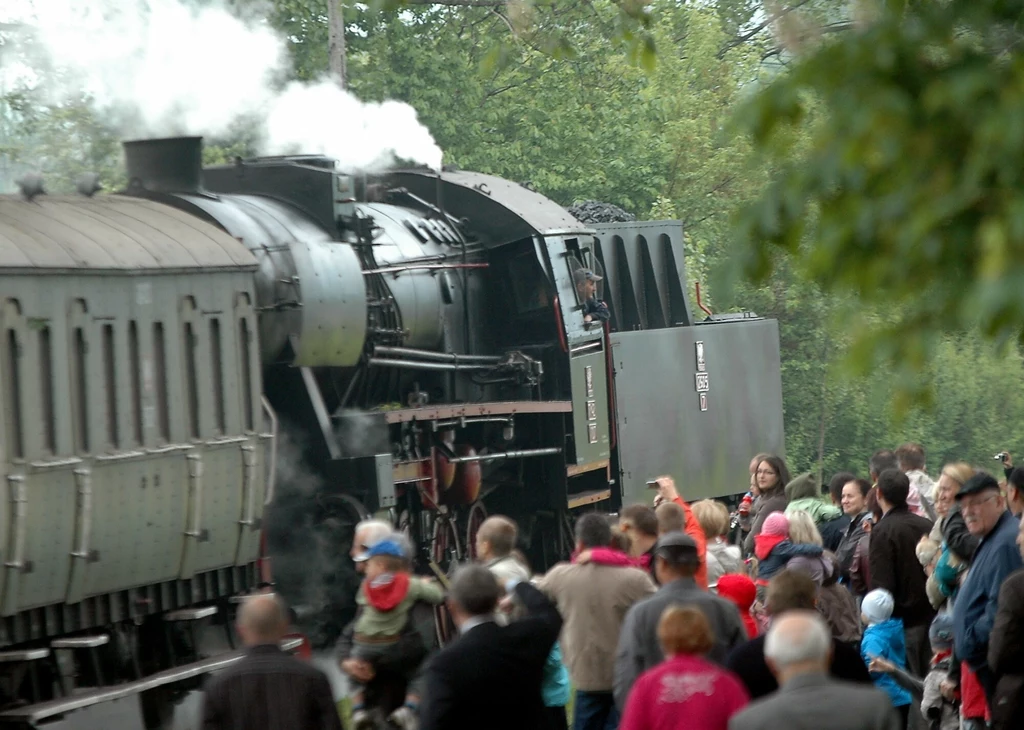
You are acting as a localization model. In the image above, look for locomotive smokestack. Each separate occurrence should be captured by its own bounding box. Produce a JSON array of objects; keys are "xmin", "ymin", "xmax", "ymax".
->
[{"xmin": 123, "ymin": 137, "xmax": 203, "ymax": 193}]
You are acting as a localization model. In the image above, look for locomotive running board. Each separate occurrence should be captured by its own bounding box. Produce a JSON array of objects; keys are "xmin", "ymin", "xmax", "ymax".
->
[{"xmin": 0, "ymin": 638, "xmax": 303, "ymax": 727}]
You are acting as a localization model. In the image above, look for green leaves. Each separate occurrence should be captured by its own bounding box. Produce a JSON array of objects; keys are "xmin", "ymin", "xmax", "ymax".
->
[{"xmin": 735, "ymin": 0, "xmax": 1024, "ymax": 406}]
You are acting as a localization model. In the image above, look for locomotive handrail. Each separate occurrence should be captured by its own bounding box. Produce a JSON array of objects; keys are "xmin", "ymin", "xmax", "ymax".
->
[
  {"xmin": 4, "ymin": 474, "xmax": 26, "ymax": 573},
  {"xmin": 70, "ymin": 469, "xmax": 93, "ymax": 561},
  {"xmin": 373, "ymin": 345, "xmax": 502, "ymax": 364},
  {"xmin": 239, "ymin": 444, "xmax": 258, "ymax": 528},
  {"xmin": 446, "ymin": 447, "xmax": 562, "ymax": 464},
  {"xmin": 261, "ymin": 396, "xmax": 278, "ymax": 506}
]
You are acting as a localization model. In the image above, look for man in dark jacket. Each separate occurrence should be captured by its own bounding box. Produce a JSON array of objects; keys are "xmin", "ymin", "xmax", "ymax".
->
[
  {"xmin": 613, "ymin": 532, "xmax": 746, "ymax": 710},
  {"xmin": 869, "ymin": 469, "xmax": 935, "ymax": 691},
  {"xmin": 952, "ymin": 473, "xmax": 1023, "ymax": 707},
  {"xmin": 418, "ymin": 565, "xmax": 561, "ymax": 730},
  {"xmin": 726, "ymin": 569, "xmax": 871, "ymax": 699},
  {"xmin": 988, "ymin": 514, "xmax": 1024, "ymax": 730},
  {"xmin": 202, "ymin": 595, "xmax": 343, "ymax": 730}
]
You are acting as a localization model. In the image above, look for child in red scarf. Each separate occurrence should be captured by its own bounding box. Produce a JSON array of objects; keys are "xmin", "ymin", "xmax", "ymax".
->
[{"xmin": 345, "ymin": 539, "xmax": 444, "ymax": 729}]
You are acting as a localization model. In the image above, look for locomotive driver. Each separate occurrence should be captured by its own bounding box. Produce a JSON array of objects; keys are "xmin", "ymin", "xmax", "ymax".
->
[{"xmin": 574, "ymin": 268, "xmax": 611, "ymax": 324}]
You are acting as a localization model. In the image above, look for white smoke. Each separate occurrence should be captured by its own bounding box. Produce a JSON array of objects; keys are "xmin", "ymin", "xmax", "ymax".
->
[{"xmin": 2, "ymin": 0, "xmax": 443, "ymax": 171}]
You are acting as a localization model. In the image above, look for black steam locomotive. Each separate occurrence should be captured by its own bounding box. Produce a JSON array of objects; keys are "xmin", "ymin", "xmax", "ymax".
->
[{"xmin": 0, "ymin": 136, "xmax": 783, "ymax": 725}]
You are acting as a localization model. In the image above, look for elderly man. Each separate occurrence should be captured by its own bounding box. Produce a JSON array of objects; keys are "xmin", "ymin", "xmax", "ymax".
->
[
  {"xmin": 418, "ymin": 565, "xmax": 561, "ymax": 730},
  {"xmin": 613, "ymin": 532, "xmax": 745, "ymax": 711},
  {"xmin": 728, "ymin": 612, "xmax": 900, "ymax": 730},
  {"xmin": 537, "ymin": 513, "xmax": 655, "ymax": 730},
  {"xmin": 352, "ymin": 519, "xmax": 393, "ymax": 573},
  {"xmin": 202, "ymin": 594, "xmax": 342, "ymax": 730},
  {"xmin": 952, "ymin": 472, "xmax": 1023, "ymax": 706}
]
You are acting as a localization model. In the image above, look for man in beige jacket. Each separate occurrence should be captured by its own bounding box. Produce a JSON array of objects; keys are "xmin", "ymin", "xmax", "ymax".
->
[{"xmin": 536, "ymin": 513, "xmax": 655, "ymax": 730}]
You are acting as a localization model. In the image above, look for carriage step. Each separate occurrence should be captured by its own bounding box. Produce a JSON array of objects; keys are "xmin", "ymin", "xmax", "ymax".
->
[
  {"xmin": 51, "ymin": 635, "xmax": 109, "ymax": 649},
  {"xmin": 51, "ymin": 635, "xmax": 109, "ymax": 692},
  {"xmin": 164, "ymin": 606, "xmax": 218, "ymax": 622},
  {"xmin": 0, "ymin": 648, "xmax": 49, "ymax": 663}
]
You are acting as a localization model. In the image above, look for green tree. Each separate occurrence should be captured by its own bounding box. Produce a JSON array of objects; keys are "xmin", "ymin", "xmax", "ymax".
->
[{"xmin": 734, "ymin": 0, "xmax": 1024, "ymax": 405}]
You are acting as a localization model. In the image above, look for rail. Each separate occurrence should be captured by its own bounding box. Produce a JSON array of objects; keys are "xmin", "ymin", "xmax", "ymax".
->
[{"xmin": 261, "ymin": 397, "xmax": 278, "ymax": 506}]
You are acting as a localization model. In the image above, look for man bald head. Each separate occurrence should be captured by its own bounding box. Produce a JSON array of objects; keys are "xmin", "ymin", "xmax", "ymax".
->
[
  {"xmin": 763, "ymin": 610, "xmax": 832, "ymax": 685},
  {"xmin": 237, "ymin": 594, "xmax": 289, "ymax": 647}
]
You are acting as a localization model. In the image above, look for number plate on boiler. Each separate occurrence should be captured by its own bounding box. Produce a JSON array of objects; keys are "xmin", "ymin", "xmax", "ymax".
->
[{"xmin": 694, "ymin": 373, "xmax": 710, "ymax": 392}]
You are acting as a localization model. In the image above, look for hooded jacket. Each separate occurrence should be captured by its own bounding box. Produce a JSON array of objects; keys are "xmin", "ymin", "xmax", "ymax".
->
[
  {"xmin": 717, "ymin": 574, "xmax": 759, "ymax": 638},
  {"xmin": 754, "ymin": 539, "xmax": 823, "ymax": 580},
  {"xmin": 784, "ymin": 472, "xmax": 843, "ymax": 524},
  {"xmin": 354, "ymin": 573, "xmax": 446, "ymax": 638},
  {"xmin": 862, "ymin": 617, "xmax": 913, "ymax": 708}
]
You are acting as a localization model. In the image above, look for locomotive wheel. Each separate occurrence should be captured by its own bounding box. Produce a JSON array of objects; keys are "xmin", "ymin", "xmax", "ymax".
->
[
  {"xmin": 430, "ymin": 514, "xmax": 461, "ymax": 645},
  {"xmin": 463, "ymin": 501, "xmax": 488, "ymax": 561}
]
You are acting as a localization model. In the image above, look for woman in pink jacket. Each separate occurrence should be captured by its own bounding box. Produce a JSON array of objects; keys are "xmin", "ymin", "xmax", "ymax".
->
[{"xmin": 618, "ymin": 605, "xmax": 749, "ymax": 730}]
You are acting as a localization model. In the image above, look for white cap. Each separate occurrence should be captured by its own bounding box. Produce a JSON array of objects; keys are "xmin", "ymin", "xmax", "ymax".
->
[{"xmin": 861, "ymin": 588, "xmax": 895, "ymax": 625}]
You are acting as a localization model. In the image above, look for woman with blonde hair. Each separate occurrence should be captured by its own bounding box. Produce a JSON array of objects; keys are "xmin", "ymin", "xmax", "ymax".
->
[
  {"xmin": 619, "ymin": 606, "xmax": 749, "ymax": 730},
  {"xmin": 691, "ymin": 500, "xmax": 742, "ymax": 586}
]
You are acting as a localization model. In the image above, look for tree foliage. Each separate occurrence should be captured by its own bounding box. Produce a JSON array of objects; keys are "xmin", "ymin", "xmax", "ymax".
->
[{"xmin": 734, "ymin": 0, "xmax": 1024, "ymax": 405}]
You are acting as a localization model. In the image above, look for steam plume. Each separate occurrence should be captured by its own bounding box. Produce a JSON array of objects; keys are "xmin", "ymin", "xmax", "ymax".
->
[{"xmin": 2, "ymin": 0, "xmax": 443, "ymax": 171}]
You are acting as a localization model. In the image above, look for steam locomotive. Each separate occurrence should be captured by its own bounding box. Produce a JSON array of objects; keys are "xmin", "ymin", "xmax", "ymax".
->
[{"xmin": 0, "ymin": 136, "xmax": 783, "ymax": 725}]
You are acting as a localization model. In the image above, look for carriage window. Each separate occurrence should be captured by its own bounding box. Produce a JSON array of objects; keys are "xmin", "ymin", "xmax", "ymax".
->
[
  {"xmin": 154, "ymin": 322, "xmax": 170, "ymax": 442},
  {"xmin": 102, "ymin": 324, "xmax": 118, "ymax": 448},
  {"xmin": 5, "ymin": 329, "xmax": 23, "ymax": 459},
  {"xmin": 39, "ymin": 326, "xmax": 56, "ymax": 453},
  {"xmin": 184, "ymin": 322, "xmax": 200, "ymax": 439},
  {"xmin": 238, "ymin": 317, "xmax": 254, "ymax": 431},
  {"xmin": 210, "ymin": 318, "xmax": 225, "ymax": 434},
  {"xmin": 72, "ymin": 327, "xmax": 89, "ymax": 453},
  {"xmin": 129, "ymin": 321, "xmax": 143, "ymax": 445}
]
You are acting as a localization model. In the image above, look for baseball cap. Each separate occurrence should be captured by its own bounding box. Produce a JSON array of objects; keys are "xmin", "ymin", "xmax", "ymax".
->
[
  {"xmin": 573, "ymin": 268, "xmax": 603, "ymax": 284},
  {"xmin": 955, "ymin": 472, "xmax": 1000, "ymax": 501},
  {"xmin": 364, "ymin": 539, "xmax": 406, "ymax": 560}
]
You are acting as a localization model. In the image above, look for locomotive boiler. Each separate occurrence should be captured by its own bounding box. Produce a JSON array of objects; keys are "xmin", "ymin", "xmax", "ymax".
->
[{"xmin": 0, "ymin": 135, "xmax": 783, "ymax": 726}]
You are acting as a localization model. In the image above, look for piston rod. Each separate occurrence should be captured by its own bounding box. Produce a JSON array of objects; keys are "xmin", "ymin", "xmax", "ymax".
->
[{"xmin": 446, "ymin": 447, "xmax": 562, "ymax": 464}]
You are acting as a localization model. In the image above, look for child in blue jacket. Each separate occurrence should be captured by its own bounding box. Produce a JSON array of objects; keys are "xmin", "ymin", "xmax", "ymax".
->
[{"xmin": 861, "ymin": 588, "xmax": 913, "ymax": 726}]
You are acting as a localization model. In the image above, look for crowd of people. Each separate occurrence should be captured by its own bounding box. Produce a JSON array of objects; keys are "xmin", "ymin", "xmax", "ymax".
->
[{"xmin": 202, "ymin": 445, "xmax": 1024, "ymax": 730}]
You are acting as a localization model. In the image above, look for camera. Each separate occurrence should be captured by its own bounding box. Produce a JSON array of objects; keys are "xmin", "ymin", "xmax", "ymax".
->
[{"xmin": 994, "ymin": 452, "xmax": 1008, "ymax": 463}]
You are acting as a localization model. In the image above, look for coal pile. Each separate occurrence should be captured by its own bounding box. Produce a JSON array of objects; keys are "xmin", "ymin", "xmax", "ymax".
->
[{"xmin": 568, "ymin": 200, "xmax": 637, "ymax": 224}]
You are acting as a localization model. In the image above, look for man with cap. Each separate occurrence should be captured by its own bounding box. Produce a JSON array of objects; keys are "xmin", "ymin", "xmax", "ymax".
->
[
  {"xmin": 952, "ymin": 471, "xmax": 1023, "ymax": 707},
  {"xmin": 573, "ymin": 268, "xmax": 610, "ymax": 324},
  {"xmin": 612, "ymin": 532, "xmax": 746, "ymax": 710}
]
